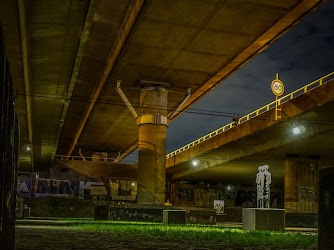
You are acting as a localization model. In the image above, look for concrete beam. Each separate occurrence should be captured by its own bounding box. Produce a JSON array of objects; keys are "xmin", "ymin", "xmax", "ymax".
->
[
  {"xmin": 18, "ymin": 0, "xmax": 34, "ymax": 172},
  {"xmin": 55, "ymin": 160, "xmax": 137, "ymax": 180},
  {"xmin": 53, "ymin": 0, "xmax": 97, "ymax": 163},
  {"xmin": 66, "ymin": 0, "xmax": 145, "ymax": 157},
  {"xmin": 113, "ymin": 140, "xmax": 138, "ymax": 163}
]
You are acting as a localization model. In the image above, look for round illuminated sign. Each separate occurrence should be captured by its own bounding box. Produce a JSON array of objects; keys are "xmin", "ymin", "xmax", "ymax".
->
[{"xmin": 271, "ymin": 79, "xmax": 284, "ymax": 96}]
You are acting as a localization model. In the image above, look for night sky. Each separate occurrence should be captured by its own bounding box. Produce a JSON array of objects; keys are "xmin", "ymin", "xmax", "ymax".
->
[{"xmin": 167, "ymin": 0, "xmax": 334, "ymax": 154}]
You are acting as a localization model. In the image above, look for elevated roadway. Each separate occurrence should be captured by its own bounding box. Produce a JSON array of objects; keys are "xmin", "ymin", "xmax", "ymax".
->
[{"xmin": 166, "ymin": 74, "xmax": 334, "ymax": 186}]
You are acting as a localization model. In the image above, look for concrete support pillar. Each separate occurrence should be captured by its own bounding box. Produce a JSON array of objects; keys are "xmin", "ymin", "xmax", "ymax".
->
[
  {"xmin": 137, "ymin": 86, "xmax": 169, "ymax": 205},
  {"xmin": 284, "ymin": 157, "xmax": 319, "ymax": 227},
  {"xmin": 319, "ymin": 167, "xmax": 334, "ymax": 249}
]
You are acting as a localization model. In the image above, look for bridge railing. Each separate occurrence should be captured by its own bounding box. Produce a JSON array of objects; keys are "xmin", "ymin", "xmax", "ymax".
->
[
  {"xmin": 54, "ymin": 155, "xmax": 138, "ymax": 164},
  {"xmin": 166, "ymin": 72, "xmax": 334, "ymax": 159},
  {"xmin": 54, "ymin": 155, "xmax": 116, "ymax": 162}
]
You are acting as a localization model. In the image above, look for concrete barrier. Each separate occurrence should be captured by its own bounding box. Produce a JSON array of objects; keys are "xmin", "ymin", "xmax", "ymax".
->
[{"xmin": 242, "ymin": 208, "xmax": 285, "ymax": 231}]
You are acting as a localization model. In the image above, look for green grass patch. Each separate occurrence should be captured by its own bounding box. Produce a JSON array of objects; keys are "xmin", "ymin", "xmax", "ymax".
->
[{"xmin": 64, "ymin": 220, "xmax": 317, "ymax": 248}]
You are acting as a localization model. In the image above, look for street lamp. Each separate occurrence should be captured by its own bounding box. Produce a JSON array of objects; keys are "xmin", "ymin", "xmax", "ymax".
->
[
  {"xmin": 292, "ymin": 125, "xmax": 305, "ymax": 135},
  {"xmin": 293, "ymin": 127, "xmax": 301, "ymax": 135},
  {"xmin": 192, "ymin": 160, "xmax": 198, "ymax": 166}
]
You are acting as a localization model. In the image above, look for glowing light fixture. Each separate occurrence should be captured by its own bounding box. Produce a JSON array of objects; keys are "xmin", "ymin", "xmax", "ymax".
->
[
  {"xmin": 131, "ymin": 182, "xmax": 135, "ymax": 186},
  {"xmin": 192, "ymin": 160, "xmax": 198, "ymax": 166},
  {"xmin": 227, "ymin": 185, "xmax": 231, "ymax": 190},
  {"xmin": 293, "ymin": 127, "xmax": 301, "ymax": 135},
  {"xmin": 26, "ymin": 146, "xmax": 31, "ymax": 151}
]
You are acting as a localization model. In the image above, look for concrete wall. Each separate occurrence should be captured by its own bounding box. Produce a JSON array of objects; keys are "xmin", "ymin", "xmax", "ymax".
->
[
  {"xmin": 95, "ymin": 204, "xmax": 217, "ymax": 225},
  {"xmin": 0, "ymin": 24, "xmax": 19, "ymax": 250},
  {"xmin": 171, "ymin": 183, "xmax": 234, "ymax": 208},
  {"xmin": 23, "ymin": 197, "xmax": 97, "ymax": 218},
  {"xmin": 170, "ymin": 183, "xmax": 283, "ymax": 223},
  {"xmin": 171, "ymin": 183, "xmax": 283, "ymax": 208}
]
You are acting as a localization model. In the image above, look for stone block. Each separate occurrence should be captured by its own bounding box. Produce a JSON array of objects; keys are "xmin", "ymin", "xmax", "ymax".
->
[
  {"xmin": 94, "ymin": 205, "xmax": 110, "ymax": 220},
  {"xmin": 163, "ymin": 210, "xmax": 186, "ymax": 224},
  {"xmin": 242, "ymin": 208, "xmax": 285, "ymax": 231},
  {"xmin": 23, "ymin": 206, "xmax": 31, "ymax": 218}
]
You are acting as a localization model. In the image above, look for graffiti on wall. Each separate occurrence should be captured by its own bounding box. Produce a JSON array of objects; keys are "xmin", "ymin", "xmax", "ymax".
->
[
  {"xmin": 34, "ymin": 178, "xmax": 73, "ymax": 197},
  {"xmin": 178, "ymin": 189, "xmax": 194, "ymax": 202},
  {"xmin": 235, "ymin": 190, "xmax": 282, "ymax": 208},
  {"xmin": 235, "ymin": 190, "xmax": 256, "ymax": 207},
  {"xmin": 17, "ymin": 180, "xmax": 30, "ymax": 194},
  {"xmin": 298, "ymin": 186, "xmax": 316, "ymax": 202}
]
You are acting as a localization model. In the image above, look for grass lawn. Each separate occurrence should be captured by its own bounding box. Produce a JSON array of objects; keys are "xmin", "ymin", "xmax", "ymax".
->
[{"xmin": 63, "ymin": 220, "xmax": 317, "ymax": 248}]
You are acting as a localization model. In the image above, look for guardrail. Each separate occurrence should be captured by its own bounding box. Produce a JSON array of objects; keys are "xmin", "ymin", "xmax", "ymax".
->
[
  {"xmin": 54, "ymin": 155, "xmax": 116, "ymax": 162},
  {"xmin": 166, "ymin": 72, "xmax": 334, "ymax": 159},
  {"xmin": 54, "ymin": 155, "xmax": 138, "ymax": 164}
]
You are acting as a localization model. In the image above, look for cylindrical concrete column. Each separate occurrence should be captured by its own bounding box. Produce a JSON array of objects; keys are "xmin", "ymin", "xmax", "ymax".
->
[
  {"xmin": 319, "ymin": 167, "xmax": 334, "ymax": 249},
  {"xmin": 284, "ymin": 157, "xmax": 319, "ymax": 227},
  {"xmin": 137, "ymin": 86, "xmax": 168, "ymax": 205},
  {"xmin": 284, "ymin": 159, "xmax": 298, "ymax": 213}
]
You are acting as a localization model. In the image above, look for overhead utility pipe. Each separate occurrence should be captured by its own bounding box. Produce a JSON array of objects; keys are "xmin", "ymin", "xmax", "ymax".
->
[
  {"xmin": 169, "ymin": 88, "xmax": 191, "ymax": 120},
  {"xmin": 116, "ymin": 80, "xmax": 138, "ymax": 119}
]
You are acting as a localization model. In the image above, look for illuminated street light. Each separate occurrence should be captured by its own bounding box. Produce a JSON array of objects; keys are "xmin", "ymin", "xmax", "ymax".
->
[
  {"xmin": 192, "ymin": 160, "xmax": 198, "ymax": 166},
  {"xmin": 293, "ymin": 127, "xmax": 301, "ymax": 135},
  {"xmin": 227, "ymin": 185, "xmax": 231, "ymax": 190},
  {"xmin": 293, "ymin": 126, "xmax": 305, "ymax": 135}
]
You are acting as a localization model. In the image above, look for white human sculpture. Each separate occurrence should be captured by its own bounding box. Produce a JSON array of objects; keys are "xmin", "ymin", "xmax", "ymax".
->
[{"xmin": 256, "ymin": 165, "xmax": 271, "ymax": 208}]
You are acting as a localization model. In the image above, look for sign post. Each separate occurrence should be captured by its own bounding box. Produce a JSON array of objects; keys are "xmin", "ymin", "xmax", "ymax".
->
[{"xmin": 271, "ymin": 73, "xmax": 284, "ymax": 120}]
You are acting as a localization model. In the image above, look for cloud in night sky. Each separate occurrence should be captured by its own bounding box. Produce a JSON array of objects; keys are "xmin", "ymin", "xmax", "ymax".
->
[{"xmin": 167, "ymin": 1, "xmax": 334, "ymax": 153}]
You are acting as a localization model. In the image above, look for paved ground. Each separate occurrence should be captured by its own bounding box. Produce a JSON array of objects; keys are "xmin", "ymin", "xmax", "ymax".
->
[{"xmin": 15, "ymin": 220, "xmax": 318, "ymax": 250}]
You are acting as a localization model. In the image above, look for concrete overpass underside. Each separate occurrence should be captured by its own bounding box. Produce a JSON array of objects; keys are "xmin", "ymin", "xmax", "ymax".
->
[{"xmin": 0, "ymin": 0, "xmax": 327, "ymax": 173}]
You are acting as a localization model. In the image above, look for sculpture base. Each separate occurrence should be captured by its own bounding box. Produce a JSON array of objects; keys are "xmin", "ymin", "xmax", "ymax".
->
[{"xmin": 242, "ymin": 208, "xmax": 285, "ymax": 231}]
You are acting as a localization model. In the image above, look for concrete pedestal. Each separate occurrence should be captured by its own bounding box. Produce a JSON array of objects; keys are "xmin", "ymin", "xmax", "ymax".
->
[
  {"xmin": 242, "ymin": 208, "xmax": 285, "ymax": 231},
  {"xmin": 163, "ymin": 210, "xmax": 186, "ymax": 224},
  {"xmin": 23, "ymin": 206, "xmax": 31, "ymax": 218}
]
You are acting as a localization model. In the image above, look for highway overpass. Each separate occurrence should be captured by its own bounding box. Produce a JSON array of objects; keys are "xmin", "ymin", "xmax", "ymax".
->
[
  {"xmin": 166, "ymin": 73, "xmax": 334, "ymax": 186},
  {"xmin": 1, "ymin": 0, "xmax": 328, "ymax": 204}
]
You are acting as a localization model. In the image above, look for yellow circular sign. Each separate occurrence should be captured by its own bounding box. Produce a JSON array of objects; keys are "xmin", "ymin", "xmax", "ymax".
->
[{"xmin": 271, "ymin": 79, "xmax": 284, "ymax": 96}]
